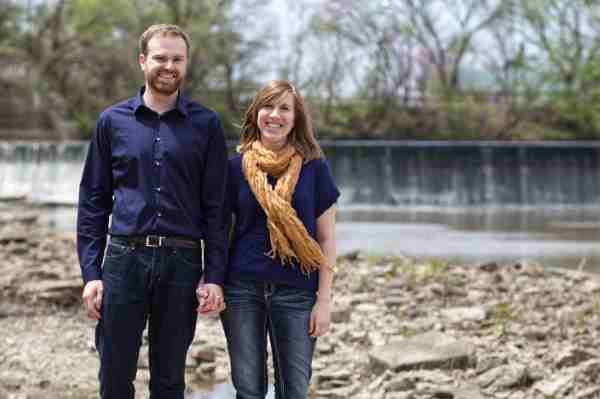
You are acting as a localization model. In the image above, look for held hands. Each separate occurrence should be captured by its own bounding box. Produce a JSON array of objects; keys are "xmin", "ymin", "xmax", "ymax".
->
[
  {"xmin": 196, "ymin": 283, "xmax": 226, "ymax": 317},
  {"xmin": 82, "ymin": 280, "xmax": 103, "ymax": 320},
  {"xmin": 309, "ymin": 296, "xmax": 331, "ymax": 338}
]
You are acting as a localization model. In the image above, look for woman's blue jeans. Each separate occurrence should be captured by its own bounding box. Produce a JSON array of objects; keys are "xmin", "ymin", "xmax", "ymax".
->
[
  {"xmin": 96, "ymin": 237, "xmax": 203, "ymax": 399},
  {"xmin": 220, "ymin": 280, "xmax": 317, "ymax": 399}
]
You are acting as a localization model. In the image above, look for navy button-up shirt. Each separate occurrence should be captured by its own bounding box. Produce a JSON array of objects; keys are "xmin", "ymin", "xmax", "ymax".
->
[{"xmin": 77, "ymin": 88, "xmax": 228, "ymax": 285}]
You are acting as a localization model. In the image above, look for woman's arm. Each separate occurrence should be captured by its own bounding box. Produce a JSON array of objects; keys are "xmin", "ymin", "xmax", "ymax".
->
[
  {"xmin": 309, "ymin": 205, "xmax": 336, "ymax": 337},
  {"xmin": 316, "ymin": 205, "xmax": 336, "ymax": 300}
]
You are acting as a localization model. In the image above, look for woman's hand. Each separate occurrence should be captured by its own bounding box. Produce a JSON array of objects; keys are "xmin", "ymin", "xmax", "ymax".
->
[{"xmin": 309, "ymin": 297, "xmax": 331, "ymax": 338}]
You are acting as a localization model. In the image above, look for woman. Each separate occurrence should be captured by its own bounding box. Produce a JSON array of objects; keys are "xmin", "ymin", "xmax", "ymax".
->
[{"xmin": 221, "ymin": 80, "xmax": 339, "ymax": 399}]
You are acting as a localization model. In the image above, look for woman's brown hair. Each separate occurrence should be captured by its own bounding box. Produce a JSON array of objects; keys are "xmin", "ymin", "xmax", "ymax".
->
[{"xmin": 238, "ymin": 80, "xmax": 323, "ymax": 160}]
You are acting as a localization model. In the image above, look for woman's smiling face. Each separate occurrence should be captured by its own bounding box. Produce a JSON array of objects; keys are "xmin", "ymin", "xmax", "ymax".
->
[{"xmin": 257, "ymin": 92, "xmax": 295, "ymax": 151}]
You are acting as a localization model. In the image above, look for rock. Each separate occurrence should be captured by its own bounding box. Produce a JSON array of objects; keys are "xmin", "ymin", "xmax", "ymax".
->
[
  {"xmin": 383, "ymin": 296, "xmax": 404, "ymax": 308},
  {"xmin": 576, "ymin": 386, "xmax": 600, "ymax": 398},
  {"xmin": 450, "ymin": 386, "xmax": 486, "ymax": 399},
  {"xmin": 315, "ymin": 384, "xmax": 360, "ymax": 398},
  {"xmin": 555, "ymin": 346, "xmax": 595, "ymax": 368},
  {"xmin": 317, "ymin": 341, "xmax": 334, "ymax": 354},
  {"xmin": 410, "ymin": 369, "xmax": 454, "ymax": 384},
  {"xmin": 319, "ymin": 379, "xmax": 348, "ymax": 389},
  {"xmin": 476, "ymin": 261, "xmax": 499, "ymax": 272},
  {"xmin": 577, "ymin": 359, "xmax": 600, "ymax": 381},
  {"xmin": 366, "ymin": 370, "xmax": 392, "ymax": 392},
  {"xmin": 475, "ymin": 354, "xmax": 507, "ymax": 375},
  {"xmin": 190, "ymin": 344, "xmax": 215, "ymax": 363},
  {"xmin": 533, "ymin": 372, "xmax": 576, "ymax": 397},
  {"xmin": 137, "ymin": 346, "xmax": 149, "ymax": 369},
  {"xmin": 0, "ymin": 372, "xmax": 26, "ymax": 390},
  {"xmin": 354, "ymin": 303, "xmax": 378, "ymax": 313},
  {"xmin": 581, "ymin": 279, "xmax": 600, "ymax": 293},
  {"xmin": 477, "ymin": 364, "xmax": 529, "ymax": 389},
  {"xmin": 521, "ymin": 326, "xmax": 549, "ymax": 340},
  {"xmin": 369, "ymin": 332, "xmax": 473, "ymax": 372},
  {"xmin": 214, "ymin": 364, "xmax": 229, "ymax": 382},
  {"xmin": 440, "ymin": 306, "xmax": 487, "ymax": 323},
  {"xmin": 427, "ymin": 283, "xmax": 446, "ymax": 296},
  {"xmin": 350, "ymin": 293, "xmax": 372, "ymax": 306},
  {"xmin": 386, "ymin": 277, "xmax": 406, "ymax": 290},
  {"xmin": 330, "ymin": 298, "xmax": 351, "ymax": 323},
  {"xmin": 431, "ymin": 386, "xmax": 485, "ymax": 399},
  {"xmin": 384, "ymin": 375, "xmax": 415, "ymax": 392},
  {"xmin": 467, "ymin": 289, "xmax": 487, "ymax": 302},
  {"xmin": 195, "ymin": 362, "xmax": 216, "ymax": 379},
  {"xmin": 8, "ymin": 231, "xmax": 600, "ymax": 398},
  {"xmin": 316, "ymin": 368, "xmax": 352, "ymax": 383},
  {"xmin": 512, "ymin": 260, "xmax": 545, "ymax": 277},
  {"xmin": 18, "ymin": 279, "xmax": 82, "ymax": 305},
  {"xmin": 339, "ymin": 250, "xmax": 361, "ymax": 262}
]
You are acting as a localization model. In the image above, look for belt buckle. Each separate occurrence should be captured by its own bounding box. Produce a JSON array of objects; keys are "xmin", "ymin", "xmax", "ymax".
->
[{"xmin": 145, "ymin": 235, "xmax": 164, "ymax": 247}]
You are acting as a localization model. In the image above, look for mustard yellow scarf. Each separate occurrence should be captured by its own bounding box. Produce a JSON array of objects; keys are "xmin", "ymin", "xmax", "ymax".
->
[{"xmin": 242, "ymin": 141, "xmax": 332, "ymax": 275}]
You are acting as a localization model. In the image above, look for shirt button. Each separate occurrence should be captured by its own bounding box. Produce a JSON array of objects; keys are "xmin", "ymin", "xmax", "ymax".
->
[
  {"xmin": 155, "ymin": 187, "xmax": 162, "ymax": 192},
  {"xmin": 157, "ymin": 212, "xmax": 162, "ymax": 217},
  {"xmin": 155, "ymin": 137, "xmax": 161, "ymax": 142},
  {"xmin": 154, "ymin": 161, "xmax": 161, "ymax": 167}
]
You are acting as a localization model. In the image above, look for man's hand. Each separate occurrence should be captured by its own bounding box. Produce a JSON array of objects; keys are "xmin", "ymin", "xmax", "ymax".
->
[
  {"xmin": 82, "ymin": 280, "xmax": 103, "ymax": 320},
  {"xmin": 196, "ymin": 283, "xmax": 225, "ymax": 317}
]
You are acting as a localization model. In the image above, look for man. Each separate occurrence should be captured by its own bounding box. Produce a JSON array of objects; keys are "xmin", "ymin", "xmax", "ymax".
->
[{"xmin": 77, "ymin": 24, "xmax": 227, "ymax": 399}]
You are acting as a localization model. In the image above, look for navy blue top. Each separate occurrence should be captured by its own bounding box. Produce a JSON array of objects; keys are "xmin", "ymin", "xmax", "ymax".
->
[
  {"xmin": 77, "ymin": 88, "xmax": 228, "ymax": 285},
  {"xmin": 225, "ymin": 153, "xmax": 340, "ymax": 291}
]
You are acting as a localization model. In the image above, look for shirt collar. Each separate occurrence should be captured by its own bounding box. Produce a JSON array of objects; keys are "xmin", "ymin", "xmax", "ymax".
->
[{"xmin": 134, "ymin": 86, "xmax": 189, "ymax": 117}]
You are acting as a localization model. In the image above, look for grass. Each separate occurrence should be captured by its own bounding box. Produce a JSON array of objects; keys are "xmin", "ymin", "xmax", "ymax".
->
[{"xmin": 492, "ymin": 303, "xmax": 514, "ymax": 337}]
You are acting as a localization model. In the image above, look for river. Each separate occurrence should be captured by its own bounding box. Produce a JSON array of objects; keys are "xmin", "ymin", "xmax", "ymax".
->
[{"xmin": 32, "ymin": 203, "xmax": 600, "ymax": 272}]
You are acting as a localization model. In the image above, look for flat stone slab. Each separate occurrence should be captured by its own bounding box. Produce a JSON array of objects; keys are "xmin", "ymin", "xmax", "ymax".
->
[{"xmin": 369, "ymin": 332, "xmax": 473, "ymax": 372}]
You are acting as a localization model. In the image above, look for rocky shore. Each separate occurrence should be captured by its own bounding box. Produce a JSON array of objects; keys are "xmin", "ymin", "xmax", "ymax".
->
[{"xmin": 2, "ymin": 220, "xmax": 600, "ymax": 399}]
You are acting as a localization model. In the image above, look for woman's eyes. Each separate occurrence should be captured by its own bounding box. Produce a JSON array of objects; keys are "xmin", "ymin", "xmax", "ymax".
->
[{"xmin": 262, "ymin": 105, "xmax": 290, "ymax": 111}]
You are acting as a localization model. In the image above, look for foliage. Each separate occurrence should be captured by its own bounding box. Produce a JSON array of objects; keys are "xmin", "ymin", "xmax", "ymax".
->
[
  {"xmin": 4, "ymin": 0, "xmax": 600, "ymax": 140},
  {"xmin": 492, "ymin": 303, "xmax": 514, "ymax": 337}
]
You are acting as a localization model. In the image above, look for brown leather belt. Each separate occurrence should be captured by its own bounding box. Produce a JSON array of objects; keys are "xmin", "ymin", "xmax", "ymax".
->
[{"xmin": 113, "ymin": 235, "xmax": 200, "ymax": 249}]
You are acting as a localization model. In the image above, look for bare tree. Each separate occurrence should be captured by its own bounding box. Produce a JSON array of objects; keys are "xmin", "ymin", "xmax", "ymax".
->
[
  {"xmin": 403, "ymin": 0, "xmax": 507, "ymax": 97},
  {"xmin": 302, "ymin": 1, "xmax": 418, "ymax": 136},
  {"xmin": 518, "ymin": 0, "xmax": 600, "ymax": 91}
]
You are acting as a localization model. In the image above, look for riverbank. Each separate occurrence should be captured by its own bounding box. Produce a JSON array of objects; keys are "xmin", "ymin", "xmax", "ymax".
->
[{"xmin": 2, "ymin": 222, "xmax": 600, "ymax": 398}]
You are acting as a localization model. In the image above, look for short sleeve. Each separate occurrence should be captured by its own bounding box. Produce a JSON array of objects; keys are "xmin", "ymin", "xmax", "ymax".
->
[{"xmin": 315, "ymin": 158, "xmax": 340, "ymax": 218}]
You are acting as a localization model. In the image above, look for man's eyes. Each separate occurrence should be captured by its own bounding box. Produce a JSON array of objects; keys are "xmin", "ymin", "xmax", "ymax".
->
[{"xmin": 153, "ymin": 56, "xmax": 184, "ymax": 63}]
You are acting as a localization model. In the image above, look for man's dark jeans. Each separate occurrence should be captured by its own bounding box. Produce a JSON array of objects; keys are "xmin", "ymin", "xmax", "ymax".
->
[
  {"xmin": 96, "ymin": 237, "xmax": 203, "ymax": 399},
  {"xmin": 220, "ymin": 280, "xmax": 317, "ymax": 399}
]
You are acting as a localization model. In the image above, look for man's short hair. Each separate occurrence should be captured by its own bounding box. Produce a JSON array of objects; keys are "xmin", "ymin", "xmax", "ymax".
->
[{"xmin": 139, "ymin": 24, "xmax": 190, "ymax": 56}]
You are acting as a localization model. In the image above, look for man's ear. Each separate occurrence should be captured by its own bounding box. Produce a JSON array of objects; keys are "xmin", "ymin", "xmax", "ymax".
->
[{"xmin": 139, "ymin": 53, "xmax": 145, "ymax": 71}]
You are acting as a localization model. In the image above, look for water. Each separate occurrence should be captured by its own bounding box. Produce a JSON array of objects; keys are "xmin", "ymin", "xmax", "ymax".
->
[
  {"xmin": 337, "ymin": 205, "xmax": 600, "ymax": 271},
  {"xmin": 4, "ymin": 140, "xmax": 600, "ymax": 207},
  {"xmin": 29, "ymin": 203, "xmax": 600, "ymax": 272},
  {"xmin": 326, "ymin": 140, "xmax": 600, "ymax": 206},
  {"xmin": 0, "ymin": 141, "xmax": 83, "ymax": 204}
]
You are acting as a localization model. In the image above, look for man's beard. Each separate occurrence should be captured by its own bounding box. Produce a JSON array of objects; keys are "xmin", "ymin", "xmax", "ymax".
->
[{"xmin": 146, "ymin": 69, "xmax": 184, "ymax": 96}]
